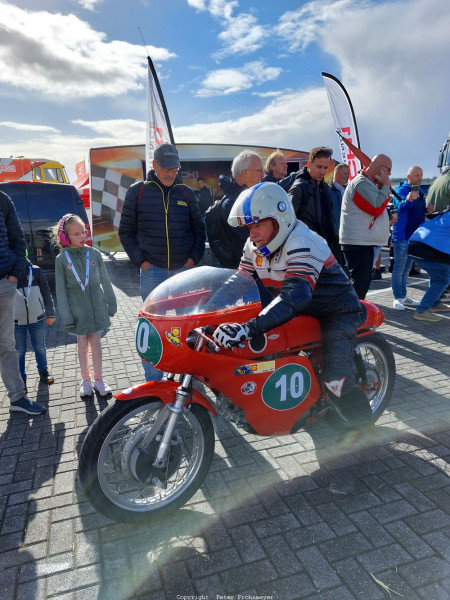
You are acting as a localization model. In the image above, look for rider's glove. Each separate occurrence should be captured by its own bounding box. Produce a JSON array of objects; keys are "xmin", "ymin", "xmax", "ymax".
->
[{"xmin": 213, "ymin": 323, "xmax": 249, "ymax": 351}]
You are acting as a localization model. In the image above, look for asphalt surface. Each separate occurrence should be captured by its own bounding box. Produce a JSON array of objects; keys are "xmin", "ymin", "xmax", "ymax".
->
[{"xmin": 1, "ymin": 251, "xmax": 450, "ymax": 600}]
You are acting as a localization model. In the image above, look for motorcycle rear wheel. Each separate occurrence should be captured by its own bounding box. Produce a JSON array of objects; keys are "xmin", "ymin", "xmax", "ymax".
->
[
  {"xmin": 355, "ymin": 332, "xmax": 395, "ymax": 421},
  {"xmin": 78, "ymin": 398, "xmax": 215, "ymax": 523}
]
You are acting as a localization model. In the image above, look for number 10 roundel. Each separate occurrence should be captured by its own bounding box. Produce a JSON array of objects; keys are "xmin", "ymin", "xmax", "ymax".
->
[{"xmin": 262, "ymin": 364, "xmax": 312, "ymax": 411}]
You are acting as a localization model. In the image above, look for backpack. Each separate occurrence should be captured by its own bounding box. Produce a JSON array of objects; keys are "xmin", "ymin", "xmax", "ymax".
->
[{"xmin": 205, "ymin": 198, "xmax": 241, "ymax": 268}]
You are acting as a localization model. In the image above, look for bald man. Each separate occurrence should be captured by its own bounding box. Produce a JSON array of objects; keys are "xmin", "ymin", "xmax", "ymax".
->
[
  {"xmin": 339, "ymin": 154, "xmax": 391, "ymax": 299},
  {"xmin": 391, "ymin": 166, "xmax": 432, "ymax": 310}
]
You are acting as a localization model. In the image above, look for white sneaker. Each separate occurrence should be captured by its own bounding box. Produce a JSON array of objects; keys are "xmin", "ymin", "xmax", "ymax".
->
[
  {"xmin": 393, "ymin": 299, "xmax": 406, "ymax": 310},
  {"xmin": 80, "ymin": 378, "xmax": 92, "ymax": 398},
  {"xmin": 93, "ymin": 378, "xmax": 111, "ymax": 396},
  {"xmin": 403, "ymin": 296, "xmax": 420, "ymax": 307}
]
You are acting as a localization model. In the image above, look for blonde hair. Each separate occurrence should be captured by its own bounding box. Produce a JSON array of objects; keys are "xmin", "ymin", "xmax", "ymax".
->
[
  {"xmin": 264, "ymin": 149, "xmax": 285, "ymax": 175},
  {"xmin": 52, "ymin": 214, "xmax": 85, "ymax": 248}
]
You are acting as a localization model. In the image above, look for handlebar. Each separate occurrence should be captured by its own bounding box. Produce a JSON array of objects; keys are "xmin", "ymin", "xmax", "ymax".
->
[
  {"xmin": 189, "ymin": 326, "xmax": 246, "ymax": 352},
  {"xmin": 193, "ymin": 327, "xmax": 221, "ymax": 353}
]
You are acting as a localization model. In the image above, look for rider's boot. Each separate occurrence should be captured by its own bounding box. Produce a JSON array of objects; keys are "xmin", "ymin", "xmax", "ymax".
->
[{"xmin": 326, "ymin": 387, "xmax": 376, "ymax": 446}]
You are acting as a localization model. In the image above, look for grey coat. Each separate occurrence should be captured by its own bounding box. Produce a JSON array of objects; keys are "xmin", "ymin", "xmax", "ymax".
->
[{"xmin": 55, "ymin": 246, "xmax": 117, "ymax": 335}]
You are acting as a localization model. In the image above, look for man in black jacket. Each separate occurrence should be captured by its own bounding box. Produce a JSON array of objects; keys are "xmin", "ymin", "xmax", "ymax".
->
[
  {"xmin": 0, "ymin": 190, "xmax": 46, "ymax": 415},
  {"xmin": 119, "ymin": 143, "xmax": 205, "ymax": 381},
  {"xmin": 260, "ymin": 149, "xmax": 297, "ymax": 191},
  {"xmin": 196, "ymin": 177, "xmax": 213, "ymax": 217},
  {"xmin": 214, "ymin": 150, "xmax": 264, "ymax": 268},
  {"xmin": 289, "ymin": 147, "xmax": 345, "ymax": 267}
]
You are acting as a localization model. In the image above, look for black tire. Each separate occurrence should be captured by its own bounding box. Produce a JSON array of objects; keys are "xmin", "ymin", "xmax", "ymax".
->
[
  {"xmin": 355, "ymin": 332, "xmax": 396, "ymax": 422},
  {"xmin": 78, "ymin": 398, "xmax": 215, "ymax": 523}
]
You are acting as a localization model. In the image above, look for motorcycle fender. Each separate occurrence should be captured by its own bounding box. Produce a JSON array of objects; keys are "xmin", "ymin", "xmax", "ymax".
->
[{"xmin": 114, "ymin": 380, "xmax": 217, "ymax": 415}]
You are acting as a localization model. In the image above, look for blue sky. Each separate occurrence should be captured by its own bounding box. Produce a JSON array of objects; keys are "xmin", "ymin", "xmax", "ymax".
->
[{"xmin": 0, "ymin": 0, "xmax": 449, "ymax": 182}]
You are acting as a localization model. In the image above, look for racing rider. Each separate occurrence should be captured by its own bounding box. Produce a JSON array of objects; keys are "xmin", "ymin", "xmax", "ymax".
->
[{"xmin": 213, "ymin": 182, "xmax": 372, "ymax": 426}]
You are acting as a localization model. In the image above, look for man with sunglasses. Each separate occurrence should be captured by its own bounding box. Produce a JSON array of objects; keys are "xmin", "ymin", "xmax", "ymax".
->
[{"xmin": 339, "ymin": 154, "xmax": 392, "ymax": 299}]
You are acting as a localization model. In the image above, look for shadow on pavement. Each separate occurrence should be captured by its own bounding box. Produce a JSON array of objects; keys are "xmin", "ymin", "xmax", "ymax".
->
[
  {"xmin": 72, "ymin": 406, "xmax": 450, "ymax": 599},
  {"xmin": 0, "ymin": 413, "xmax": 65, "ymax": 600}
]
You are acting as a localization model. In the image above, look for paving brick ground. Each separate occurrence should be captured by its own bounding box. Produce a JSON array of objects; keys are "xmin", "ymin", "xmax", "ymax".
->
[{"xmin": 1, "ymin": 252, "xmax": 449, "ymax": 600}]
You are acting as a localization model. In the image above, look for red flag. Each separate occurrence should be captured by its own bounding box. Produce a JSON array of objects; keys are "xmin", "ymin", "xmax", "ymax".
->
[
  {"xmin": 336, "ymin": 133, "xmax": 371, "ymax": 169},
  {"xmin": 338, "ymin": 127, "xmax": 402, "ymax": 202}
]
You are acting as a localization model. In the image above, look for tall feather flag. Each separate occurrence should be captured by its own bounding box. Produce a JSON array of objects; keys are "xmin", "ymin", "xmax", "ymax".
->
[
  {"xmin": 321, "ymin": 72, "xmax": 364, "ymax": 180},
  {"xmin": 145, "ymin": 55, "xmax": 175, "ymax": 176},
  {"xmin": 321, "ymin": 72, "xmax": 402, "ymax": 201}
]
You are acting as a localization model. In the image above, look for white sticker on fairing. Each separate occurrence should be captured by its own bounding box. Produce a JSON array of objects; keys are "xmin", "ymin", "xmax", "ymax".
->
[{"xmin": 241, "ymin": 381, "xmax": 257, "ymax": 395}]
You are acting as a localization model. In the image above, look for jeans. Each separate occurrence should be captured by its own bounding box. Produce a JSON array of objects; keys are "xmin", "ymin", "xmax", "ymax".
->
[
  {"xmin": 392, "ymin": 240, "xmax": 414, "ymax": 300},
  {"xmin": 140, "ymin": 264, "xmax": 185, "ymax": 381},
  {"xmin": 342, "ymin": 245, "xmax": 374, "ymax": 300},
  {"xmin": 321, "ymin": 308, "xmax": 372, "ymax": 424},
  {"xmin": 0, "ymin": 277, "xmax": 28, "ymax": 402},
  {"xmin": 15, "ymin": 320, "xmax": 48, "ymax": 380},
  {"xmin": 413, "ymin": 259, "xmax": 450, "ymax": 313},
  {"xmin": 373, "ymin": 246, "xmax": 382, "ymax": 267}
]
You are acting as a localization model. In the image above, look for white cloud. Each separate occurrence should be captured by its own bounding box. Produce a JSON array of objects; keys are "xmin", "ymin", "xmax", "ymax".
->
[
  {"xmin": 196, "ymin": 61, "xmax": 282, "ymax": 97},
  {"xmin": 0, "ymin": 1, "xmax": 175, "ymax": 100},
  {"xmin": 175, "ymin": 88, "xmax": 333, "ymax": 150},
  {"xmin": 186, "ymin": 0, "xmax": 207, "ymax": 9},
  {"xmin": 176, "ymin": 0, "xmax": 450, "ymax": 178},
  {"xmin": 186, "ymin": 0, "xmax": 267, "ymax": 58},
  {"xmin": 316, "ymin": 0, "xmax": 450, "ymax": 175},
  {"xmin": 214, "ymin": 12, "xmax": 266, "ymax": 58},
  {"xmin": 208, "ymin": 0, "xmax": 238, "ymax": 20},
  {"xmin": 2, "ymin": 0, "xmax": 448, "ymax": 183},
  {"xmin": 0, "ymin": 121, "xmax": 60, "ymax": 133},
  {"xmin": 0, "ymin": 118, "xmax": 146, "ymax": 182},
  {"xmin": 77, "ymin": 0, "xmax": 104, "ymax": 11},
  {"xmin": 72, "ymin": 119, "xmax": 144, "ymax": 139},
  {"xmin": 276, "ymin": 0, "xmax": 356, "ymax": 51},
  {"xmin": 252, "ymin": 90, "xmax": 285, "ymax": 98}
]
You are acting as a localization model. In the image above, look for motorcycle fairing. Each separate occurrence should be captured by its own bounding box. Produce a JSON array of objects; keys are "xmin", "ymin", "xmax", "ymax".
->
[
  {"xmin": 130, "ymin": 267, "xmax": 386, "ymax": 437},
  {"xmin": 114, "ymin": 379, "xmax": 217, "ymax": 416},
  {"xmin": 199, "ymin": 354, "xmax": 322, "ymax": 436}
]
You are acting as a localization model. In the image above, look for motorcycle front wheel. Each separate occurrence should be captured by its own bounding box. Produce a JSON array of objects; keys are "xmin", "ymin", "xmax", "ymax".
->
[
  {"xmin": 355, "ymin": 332, "xmax": 396, "ymax": 421},
  {"xmin": 78, "ymin": 398, "xmax": 215, "ymax": 523}
]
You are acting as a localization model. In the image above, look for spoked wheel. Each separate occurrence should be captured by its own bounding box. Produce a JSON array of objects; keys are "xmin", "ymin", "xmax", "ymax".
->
[
  {"xmin": 78, "ymin": 398, "xmax": 215, "ymax": 523},
  {"xmin": 355, "ymin": 332, "xmax": 396, "ymax": 421}
]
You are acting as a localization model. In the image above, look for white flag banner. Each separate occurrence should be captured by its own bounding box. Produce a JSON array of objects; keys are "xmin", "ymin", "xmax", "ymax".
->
[
  {"xmin": 322, "ymin": 72, "xmax": 361, "ymax": 180},
  {"xmin": 146, "ymin": 58, "xmax": 174, "ymax": 175}
]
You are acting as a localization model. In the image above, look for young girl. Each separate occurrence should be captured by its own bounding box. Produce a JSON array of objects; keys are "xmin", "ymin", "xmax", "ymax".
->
[{"xmin": 53, "ymin": 214, "xmax": 117, "ymax": 398}]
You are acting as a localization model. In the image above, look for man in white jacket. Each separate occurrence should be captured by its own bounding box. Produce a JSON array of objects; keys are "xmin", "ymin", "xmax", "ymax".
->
[{"xmin": 339, "ymin": 154, "xmax": 391, "ymax": 299}]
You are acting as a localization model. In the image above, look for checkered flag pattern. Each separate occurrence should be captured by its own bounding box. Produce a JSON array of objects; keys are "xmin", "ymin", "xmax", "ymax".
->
[{"xmin": 91, "ymin": 164, "xmax": 137, "ymax": 229}]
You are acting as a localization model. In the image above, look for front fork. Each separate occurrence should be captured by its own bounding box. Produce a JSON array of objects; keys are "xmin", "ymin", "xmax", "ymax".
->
[
  {"xmin": 151, "ymin": 373, "xmax": 193, "ymax": 468},
  {"xmin": 141, "ymin": 330, "xmax": 208, "ymax": 468}
]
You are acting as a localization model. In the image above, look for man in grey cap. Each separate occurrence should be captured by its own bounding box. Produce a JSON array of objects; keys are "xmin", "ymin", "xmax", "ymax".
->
[{"xmin": 119, "ymin": 143, "xmax": 205, "ymax": 381}]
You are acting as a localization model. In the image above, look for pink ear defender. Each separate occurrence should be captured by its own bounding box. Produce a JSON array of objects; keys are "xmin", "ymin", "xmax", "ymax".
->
[{"xmin": 59, "ymin": 214, "xmax": 73, "ymax": 246}]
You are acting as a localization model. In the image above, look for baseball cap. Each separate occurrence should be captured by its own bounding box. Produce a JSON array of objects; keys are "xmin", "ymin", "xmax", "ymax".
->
[{"xmin": 153, "ymin": 143, "xmax": 181, "ymax": 169}]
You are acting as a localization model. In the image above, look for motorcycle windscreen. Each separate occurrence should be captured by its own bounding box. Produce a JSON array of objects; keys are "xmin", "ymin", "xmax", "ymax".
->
[{"xmin": 141, "ymin": 266, "xmax": 261, "ymax": 316}]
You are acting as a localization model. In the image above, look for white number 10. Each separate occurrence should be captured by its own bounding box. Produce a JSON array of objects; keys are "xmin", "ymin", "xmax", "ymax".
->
[{"xmin": 274, "ymin": 372, "xmax": 304, "ymax": 402}]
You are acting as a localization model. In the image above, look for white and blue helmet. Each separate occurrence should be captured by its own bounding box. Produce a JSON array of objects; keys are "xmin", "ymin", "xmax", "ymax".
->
[{"xmin": 228, "ymin": 182, "xmax": 296, "ymax": 256}]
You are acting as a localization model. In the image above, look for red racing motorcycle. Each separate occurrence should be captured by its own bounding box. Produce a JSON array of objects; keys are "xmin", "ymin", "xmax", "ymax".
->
[{"xmin": 79, "ymin": 266, "xmax": 395, "ymax": 523}]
